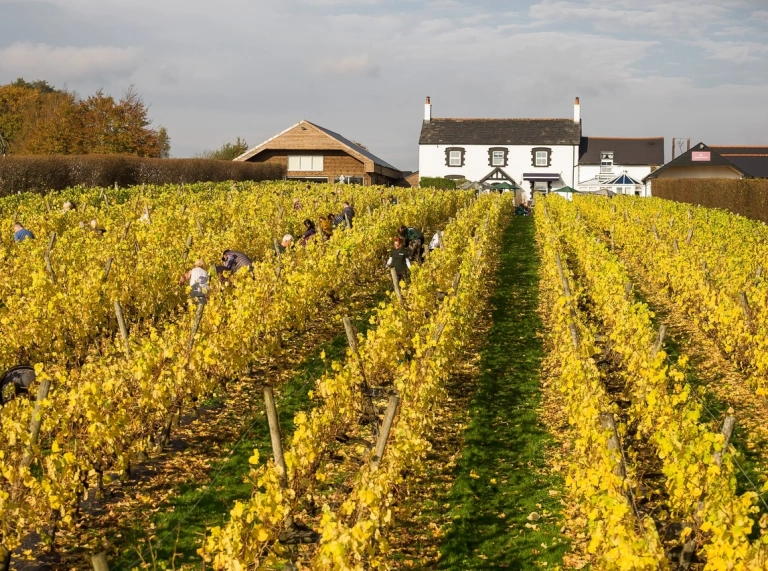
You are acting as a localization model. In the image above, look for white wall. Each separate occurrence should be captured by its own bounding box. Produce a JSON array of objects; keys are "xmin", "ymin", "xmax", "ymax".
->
[{"xmin": 419, "ymin": 144, "xmax": 577, "ymax": 199}]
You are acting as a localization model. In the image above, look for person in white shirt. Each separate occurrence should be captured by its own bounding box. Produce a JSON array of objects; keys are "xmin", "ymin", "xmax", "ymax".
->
[{"xmin": 179, "ymin": 259, "xmax": 209, "ymax": 303}]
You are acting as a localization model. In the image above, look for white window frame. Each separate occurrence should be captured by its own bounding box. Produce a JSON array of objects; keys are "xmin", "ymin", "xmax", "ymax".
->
[
  {"xmin": 600, "ymin": 160, "xmax": 614, "ymax": 174},
  {"xmin": 287, "ymin": 155, "xmax": 324, "ymax": 172},
  {"xmin": 449, "ymin": 150, "xmax": 462, "ymax": 167},
  {"xmin": 535, "ymin": 151, "xmax": 548, "ymax": 167},
  {"xmin": 492, "ymin": 151, "xmax": 505, "ymax": 166}
]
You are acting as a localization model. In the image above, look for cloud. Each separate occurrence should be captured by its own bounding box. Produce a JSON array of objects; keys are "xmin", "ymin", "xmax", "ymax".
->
[
  {"xmin": 686, "ymin": 38, "xmax": 768, "ymax": 62},
  {"xmin": 0, "ymin": 42, "xmax": 141, "ymax": 83},
  {"xmin": 315, "ymin": 53, "xmax": 380, "ymax": 77}
]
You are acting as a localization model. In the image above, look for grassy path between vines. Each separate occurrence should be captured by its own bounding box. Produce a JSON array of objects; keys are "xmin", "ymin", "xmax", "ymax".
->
[
  {"xmin": 437, "ymin": 216, "xmax": 568, "ymax": 569},
  {"xmin": 391, "ymin": 217, "xmax": 568, "ymax": 569}
]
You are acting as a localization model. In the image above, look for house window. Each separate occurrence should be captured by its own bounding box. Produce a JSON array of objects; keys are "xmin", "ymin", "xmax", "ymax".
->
[
  {"xmin": 287, "ymin": 155, "xmax": 324, "ymax": 172},
  {"xmin": 488, "ymin": 147, "xmax": 508, "ymax": 167},
  {"xmin": 444, "ymin": 147, "xmax": 465, "ymax": 167},
  {"xmin": 530, "ymin": 147, "xmax": 552, "ymax": 167},
  {"xmin": 600, "ymin": 151, "xmax": 614, "ymax": 174}
]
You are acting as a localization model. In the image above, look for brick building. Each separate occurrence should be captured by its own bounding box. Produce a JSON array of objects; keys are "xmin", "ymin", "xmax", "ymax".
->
[{"xmin": 234, "ymin": 120, "xmax": 403, "ymax": 186}]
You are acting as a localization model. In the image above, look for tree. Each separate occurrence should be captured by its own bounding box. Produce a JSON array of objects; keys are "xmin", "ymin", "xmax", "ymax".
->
[
  {"xmin": 156, "ymin": 127, "xmax": 171, "ymax": 158},
  {"xmin": 0, "ymin": 80, "xmax": 167, "ymax": 157},
  {"xmin": 199, "ymin": 137, "xmax": 249, "ymax": 161}
]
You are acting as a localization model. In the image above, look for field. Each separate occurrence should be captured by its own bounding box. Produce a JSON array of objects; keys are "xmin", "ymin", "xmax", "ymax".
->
[{"xmin": 3, "ymin": 183, "xmax": 768, "ymax": 570}]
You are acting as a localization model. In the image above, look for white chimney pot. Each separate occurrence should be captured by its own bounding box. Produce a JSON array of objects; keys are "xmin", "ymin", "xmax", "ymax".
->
[
  {"xmin": 424, "ymin": 96, "xmax": 432, "ymax": 121},
  {"xmin": 574, "ymin": 96, "xmax": 580, "ymax": 123}
]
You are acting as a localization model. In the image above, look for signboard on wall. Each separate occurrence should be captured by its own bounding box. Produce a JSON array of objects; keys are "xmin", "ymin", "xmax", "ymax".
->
[{"xmin": 692, "ymin": 151, "xmax": 711, "ymax": 162}]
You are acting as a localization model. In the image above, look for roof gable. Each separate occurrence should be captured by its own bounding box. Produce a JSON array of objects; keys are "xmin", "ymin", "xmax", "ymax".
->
[
  {"xmin": 645, "ymin": 143, "xmax": 748, "ymax": 180},
  {"xmin": 579, "ymin": 137, "xmax": 664, "ymax": 166},
  {"xmin": 235, "ymin": 120, "xmax": 400, "ymax": 174},
  {"xmin": 419, "ymin": 118, "xmax": 581, "ymax": 146}
]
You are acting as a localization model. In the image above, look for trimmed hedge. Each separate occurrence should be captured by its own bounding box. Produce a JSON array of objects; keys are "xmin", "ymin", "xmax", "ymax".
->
[
  {"xmin": 653, "ymin": 178, "xmax": 768, "ymax": 223},
  {"xmin": 419, "ymin": 176, "xmax": 457, "ymax": 190},
  {"xmin": 0, "ymin": 155, "xmax": 284, "ymax": 196}
]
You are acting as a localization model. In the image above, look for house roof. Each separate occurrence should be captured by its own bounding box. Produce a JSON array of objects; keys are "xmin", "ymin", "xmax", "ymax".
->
[
  {"xmin": 235, "ymin": 120, "xmax": 401, "ymax": 174},
  {"xmin": 644, "ymin": 143, "xmax": 749, "ymax": 181},
  {"xmin": 710, "ymin": 146, "xmax": 768, "ymax": 178},
  {"xmin": 309, "ymin": 122, "xmax": 399, "ymax": 171},
  {"xmin": 579, "ymin": 137, "xmax": 664, "ymax": 166},
  {"xmin": 419, "ymin": 118, "xmax": 581, "ymax": 146}
]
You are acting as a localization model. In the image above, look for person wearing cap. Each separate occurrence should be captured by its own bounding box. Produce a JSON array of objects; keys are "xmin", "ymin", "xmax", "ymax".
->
[
  {"xmin": 276, "ymin": 234, "xmax": 294, "ymax": 254},
  {"xmin": 13, "ymin": 223, "xmax": 34, "ymax": 243},
  {"xmin": 179, "ymin": 259, "xmax": 210, "ymax": 303}
]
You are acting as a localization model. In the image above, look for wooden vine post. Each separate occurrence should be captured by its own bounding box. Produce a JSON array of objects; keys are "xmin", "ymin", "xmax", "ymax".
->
[
  {"xmin": 389, "ymin": 268, "xmax": 404, "ymax": 305},
  {"xmin": 183, "ymin": 235, "xmax": 193, "ymax": 261},
  {"xmin": 103, "ymin": 258, "xmax": 114, "ymax": 281},
  {"xmin": 21, "ymin": 377, "xmax": 52, "ymax": 469},
  {"xmin": 91, "ymin": 551, "xmax": 110, "ymax": 571},
  {"xmin": 186, "ymin": 302, "xmax": 206, "ymax": 354},
  {"xmin": 263, "ymin": 387, "xmax": 289, "ymax": 489},
  {"xmin": 342, "ymin": 316, "xmax": 378, "ymax": 428},
  {"xmin": 651, "ymin": 324, "xmax": 667, "ymax": 359},
  {"xmin": 114, "ymin": 301, "xmax": 130, "ymax": 354},
  {"xmin": 371, "ymin": 395, "xmax": 400, "ymax": 469},
  {"xmin": 263, "ymin": 386, "xmax": 293, "ymax": 529}
]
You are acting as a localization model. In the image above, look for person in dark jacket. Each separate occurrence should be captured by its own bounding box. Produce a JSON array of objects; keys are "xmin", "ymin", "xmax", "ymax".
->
[
  {"xmin": 13, "ymin": 223, "xmax": 35, "ymax": 242},
  {"xmin": 301, "ymin": 219, "xmax": 317, "ymax": 246},
  {"xmin": 386, "ymin": 236, "xmax": 411, "ymax": 281},
  {"xmin": 398, "ymin": 225, "xmax": 424, "ymax": 263},
  {"xmin": 341, "ymin": 202, "xmax": 354, "ymax": 227},
  {"xmin": 216, "ymin": 249, "xmax": 253, "ymax": 276}
]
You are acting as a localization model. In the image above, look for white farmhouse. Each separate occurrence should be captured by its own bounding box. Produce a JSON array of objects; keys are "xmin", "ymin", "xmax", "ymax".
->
[
  {"xmin": 418, "ymin": 97, "xmax": 582, "ymax": 199},
  {"xmin": 577, "ymin": 137, "xmax": 664, "ymax": 196},
  {"xmin": 417, "ymin": 96, "xmax": 664, "ymax": 199}
]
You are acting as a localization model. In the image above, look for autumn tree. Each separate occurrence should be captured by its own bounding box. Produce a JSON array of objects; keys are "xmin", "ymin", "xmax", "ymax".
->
[{"xmin": 0, "ymin": 79, "xmax": 170, "ymax": 157}]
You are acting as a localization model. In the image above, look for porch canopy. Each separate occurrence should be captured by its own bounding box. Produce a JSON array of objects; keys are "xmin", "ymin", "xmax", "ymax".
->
[{"xmin": 522, "ymin": 173, "xmax": 560, "ymax": 182}]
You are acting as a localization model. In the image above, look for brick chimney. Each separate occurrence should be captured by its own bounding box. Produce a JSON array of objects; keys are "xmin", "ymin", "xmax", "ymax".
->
[
  {"xmin": 574, "ymin": 96, "xmax": 580, "ymax": 123},
  {"xmin": 424, "ymin": 96, "xmax": 432, "ymax": 121}
]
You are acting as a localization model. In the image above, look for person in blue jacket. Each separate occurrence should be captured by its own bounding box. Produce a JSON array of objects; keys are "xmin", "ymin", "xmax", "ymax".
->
[{"xmin": 13, "ymin": 223, "xmax": 35, "ymax": 242}]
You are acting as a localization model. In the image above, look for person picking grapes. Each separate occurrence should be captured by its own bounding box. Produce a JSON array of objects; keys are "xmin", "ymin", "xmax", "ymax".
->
[
  {"xmin": 386, "ymin": 236, "xmax": 411, "ymax": 282},
  {"xmin": 398, "ymin": 225, "xmax": 424, "ymax": 263},
  {"xmin": 179, "ymin": 259, "xmax": 210, "ymax": 303},
  {"xmin": 216, "ymin": 249, "xmax": 253, "ymax": 276},
  {"xmin": 13, "ymin": 223, "xmax": 35, "ymax": 243}
]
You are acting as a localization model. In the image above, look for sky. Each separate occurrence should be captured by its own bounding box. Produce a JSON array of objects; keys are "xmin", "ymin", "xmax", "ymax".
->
[{"xmin": 1, "ymin": 0, "xmax": 767, "ymax": 170}]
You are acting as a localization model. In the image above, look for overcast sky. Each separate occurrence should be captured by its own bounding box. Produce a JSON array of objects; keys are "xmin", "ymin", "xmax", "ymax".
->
[{"xmin": 1, "ymin": 0, "xmax": 767, "ymax": 170}]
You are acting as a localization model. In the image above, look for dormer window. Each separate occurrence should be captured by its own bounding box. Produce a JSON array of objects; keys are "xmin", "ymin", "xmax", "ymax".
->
[{"xmin": 600, "ymin": 151, "xmax": 614, "ymax": 174}]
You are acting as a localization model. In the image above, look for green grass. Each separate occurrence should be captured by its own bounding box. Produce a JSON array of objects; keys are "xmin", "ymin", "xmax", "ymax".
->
[
  {"xmin": 110, "ymin": 309, "xmax": 378, "ymax": 570},
  {"xmin": 437, "ymin": 217, "xmax": 568, "ymax": 570}
]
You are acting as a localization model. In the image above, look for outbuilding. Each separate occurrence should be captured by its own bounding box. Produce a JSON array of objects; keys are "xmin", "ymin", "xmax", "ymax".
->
[{"xmin": 234, "ymin": 120, "xmax": 403, "ymax": 186}]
